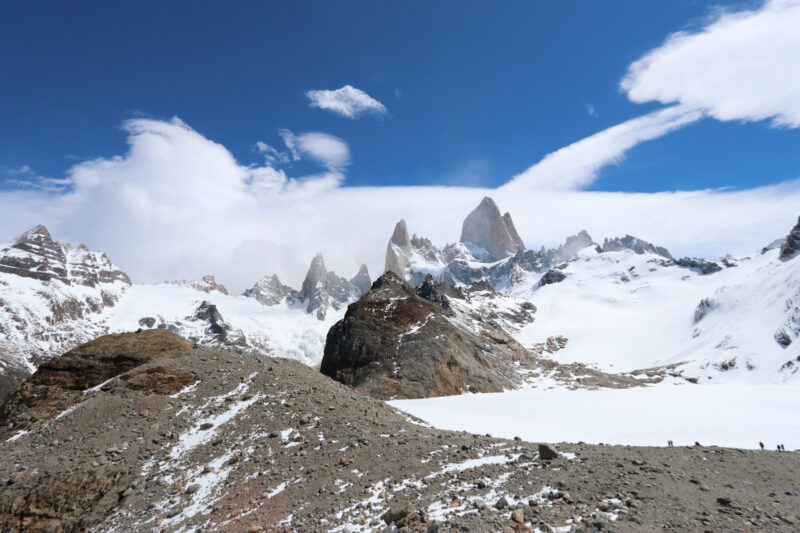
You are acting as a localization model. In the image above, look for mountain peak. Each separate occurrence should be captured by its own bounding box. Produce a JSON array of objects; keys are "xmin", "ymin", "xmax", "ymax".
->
[
  {"xmin": 460, "ymin": 197, "xmax": 525, "ymax": 260},
  {"xmin": 14, "ymin": 224, "xmax": 53, "ymax": 245},
  {"xmin": 390, "ymin": 219, "xmax": 411, "ymax": 250}
]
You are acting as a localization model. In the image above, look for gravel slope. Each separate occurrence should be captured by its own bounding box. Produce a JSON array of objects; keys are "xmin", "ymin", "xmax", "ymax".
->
[{"xmin": 0, "ymin": 331, "xmax": 798, "ymax": 532}]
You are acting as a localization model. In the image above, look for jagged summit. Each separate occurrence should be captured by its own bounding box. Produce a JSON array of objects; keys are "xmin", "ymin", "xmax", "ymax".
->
[
  {"xmin": 460, "ymin": 197, "xmax": 525, "ymax": 260},
  {"xmin": 244, "ymin": 254, "xmax": 371, "ymax": 320},
  {"xmin": 602, "ymin": 235, "xmax": 672, "ymax": 259},
  {"xmin": 780, "ymin": 215, "xmax": 800, "ymax": 260},
  {"xmin": 1, "ymin": 223, "xmax": 130, "ymax": 287},
  {"xmin": 14, "ymin": 224, "xmax": 52, "ymax": 244}
]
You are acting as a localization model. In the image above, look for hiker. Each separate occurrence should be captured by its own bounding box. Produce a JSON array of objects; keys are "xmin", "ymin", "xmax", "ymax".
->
[
  {"xmin": 760, "ymin": 442, "xmax": 764, "ymax": 450},
  {"xmin": 667, "ymin": 440, "xmax": 673, "ymax": 447},
  {"xmin": 694, "ymin": 441, "xmax": 701, "ymax": 447}
]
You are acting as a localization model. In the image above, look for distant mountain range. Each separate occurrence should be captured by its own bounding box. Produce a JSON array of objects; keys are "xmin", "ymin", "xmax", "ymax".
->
[{"xmin": 1, "ymin": 198, "xmax": 799, "ymax": 398}]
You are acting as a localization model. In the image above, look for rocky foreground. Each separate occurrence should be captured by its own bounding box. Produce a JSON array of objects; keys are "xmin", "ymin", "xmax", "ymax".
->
[{"xmin": 0, "ymin": 331, "xmax": 798, "ymax": 532}]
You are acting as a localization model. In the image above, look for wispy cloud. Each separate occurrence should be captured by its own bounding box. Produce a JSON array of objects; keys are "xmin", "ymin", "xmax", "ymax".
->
[
  {"xmin": 587, "ymin": 103, "xmax": 598, "ymax": 117},
  {"xmin": 306, "ymin": 85, "xmax": 388, "ymax": 119},
  {"xmin": 504, "ymin": 105, "xmax": 704, "ymax": 192},
  {"xmin": 3, "ymin": 165, "xmax": 73, "ymax": 192},
  {"xmin": 621, "ymin": 0, "xmax": 800, "ymax": 128}
]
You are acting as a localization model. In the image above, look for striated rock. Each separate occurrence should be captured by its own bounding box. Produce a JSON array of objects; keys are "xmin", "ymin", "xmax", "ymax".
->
[
  {"xmin": 780, "ymin": 216, "xmax": 800, "ymax": 260},
  {"xmin": 460, "ymin": 197, "xmax": 525, "ymax": 260},
  {"xmin": 601, "ymin": 235, "xmax": 672, "ymax": 259},
  {"xmin": 0, "ymin": 225, "xmax": 130, "ymax": 287}
]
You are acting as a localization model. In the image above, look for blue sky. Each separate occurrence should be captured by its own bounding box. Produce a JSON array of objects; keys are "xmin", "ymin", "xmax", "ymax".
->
[
  {"xmin": 1, "ymin": 0, "xmax": 797, "ymax": 193},
  {"xmin": 1, "ymin": 0, "xmax": 800, "ymax": 288}
]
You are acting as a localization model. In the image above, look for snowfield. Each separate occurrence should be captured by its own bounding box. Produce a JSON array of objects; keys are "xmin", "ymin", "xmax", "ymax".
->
[
  {"xmin": 103, "ymin": 283, "xmax": 339, "ymax": 367},
  {"xmin": 514, "ymin": 247, "xmax": 800, "ymax": 383},
  {"xmin": 390, "ymin": 383, "xmax": 800, "ymax": 450}
]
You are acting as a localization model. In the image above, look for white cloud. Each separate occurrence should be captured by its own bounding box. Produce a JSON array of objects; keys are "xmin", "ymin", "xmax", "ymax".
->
[
  {"xmin": 587, "ymin": 103, "xmax": 598, "ymax": 117},
  {"xmin": 504, "ymin": 105, "xmax": 704, "ymax": 192},
  {"xmin": 1, "ymin": 117, "xmax": 799, "ymax": 295},
  {"xmin": 306, "ymin": 85, "xmax": 388, "ymax": 119},
  {"xmin": 621, "ymin": 0, "xmax": 800, "ymax": 128}
]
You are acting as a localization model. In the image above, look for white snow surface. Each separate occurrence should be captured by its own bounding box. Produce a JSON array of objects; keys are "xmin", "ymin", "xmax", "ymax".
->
[
  {"xmin": 104, "ymin": 283, "xmax": 340, "ymax": 367},
  {"xmin": 390, "ymin": 383, "xmax": 800, "ymax": 450},
  {"xmin": 513, "ymin": 247, "xmax": 800, "ymax": 383}
]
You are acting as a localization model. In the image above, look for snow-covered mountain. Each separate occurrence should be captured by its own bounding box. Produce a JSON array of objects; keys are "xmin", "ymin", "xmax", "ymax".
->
[
  {"xmin": 383, "ymin": 197, "xmax": 800, "ymax": 384},
  {"xmin": 0, "ymin": 232, "xmax": 369, "ymax": 396},
  {"xmin": 2, "ymin": 198, "xmax": 799, "ymax": 398},
  {"xmin": 0, "ymin": 226, "xmax": 131, "ymax": 392}
]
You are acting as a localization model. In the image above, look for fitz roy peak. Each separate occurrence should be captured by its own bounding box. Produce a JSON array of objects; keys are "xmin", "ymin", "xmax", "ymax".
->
[{"xmin": 460, "ymin": 196, "xmax": 525, "ymax": 260}]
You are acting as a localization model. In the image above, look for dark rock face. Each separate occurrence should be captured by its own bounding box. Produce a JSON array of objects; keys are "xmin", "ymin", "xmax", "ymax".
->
[
  {"xmin": 0, "ymin": 330, "xmax": 194, "ymax": 438},
  {"xmin": 601, "ymin": 235, "xmax": 673, "ymax": 259},
  {"xmin": 780, "ymin": 216, "xmax": 800, "ymax": 260},
  {"xmin": 675, "ymin": 258, "xmax": 723, "ymax": 275},
  {"xmin": 320, "ymin": 273, "xmax": 532, "ymax": 399},
  {"xmin": 539, "ymin": 269, "xmax": 567, "ymax": 286}
]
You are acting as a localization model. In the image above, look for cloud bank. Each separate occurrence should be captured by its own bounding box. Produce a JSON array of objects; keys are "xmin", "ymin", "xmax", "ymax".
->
[
  {"xmin": 1, "ymin": 116, "xmax": 799, "ymax": 294},
  {"xmin": 306, "ymin": 85, "xmax": 388, "ymax": 119}
]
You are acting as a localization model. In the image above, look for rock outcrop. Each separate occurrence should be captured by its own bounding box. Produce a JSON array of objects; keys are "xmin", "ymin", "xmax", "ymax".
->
[
  {"xmin": 460, "ymin": 197, "xmax": 525, "ymax": 260},
  {"xmin": 172, "ymin": 274, "xmax": 228, "ymax": 294},
  {"xmin": 0, "ymin": 330, "xmax": 195, "ymax": 439},
  {"xmin": 320, "ymin": 272, "xmax": 535, "ymax": 399},
  {"xmin": 780, "ymin": 216, "xmax": 800, "ymax": 260},
  {"xmin": 601, "ymin": 235, "xmax": 672, "ymax": 259}
]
